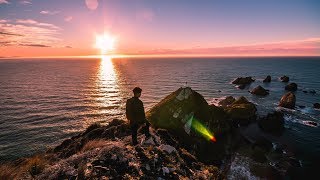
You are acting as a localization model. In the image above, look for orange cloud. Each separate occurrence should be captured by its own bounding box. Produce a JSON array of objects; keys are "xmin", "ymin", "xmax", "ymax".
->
[
  {"xmin": 0, "ymin": 19, "xmax": 62, "ymax": 47},
  {"xmin": 16, "ymin": 19, "xmax": 61, "ymax": 30}
]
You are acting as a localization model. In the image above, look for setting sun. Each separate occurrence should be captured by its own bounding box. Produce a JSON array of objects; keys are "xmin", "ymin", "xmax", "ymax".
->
[{"xmin": 95, "ymin": 33, "xmax": 116, "ymax": 54}]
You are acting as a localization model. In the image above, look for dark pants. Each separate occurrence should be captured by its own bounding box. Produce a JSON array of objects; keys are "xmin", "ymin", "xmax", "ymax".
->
[{"xmin": 131, "ymin": 122, "xmax": 150, "ymax": 145}]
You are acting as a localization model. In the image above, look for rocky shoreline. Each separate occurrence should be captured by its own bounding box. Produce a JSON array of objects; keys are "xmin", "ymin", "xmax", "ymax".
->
[{"xmin": 1, "ymin": 79, "xmax": 318, "ymax": 179}]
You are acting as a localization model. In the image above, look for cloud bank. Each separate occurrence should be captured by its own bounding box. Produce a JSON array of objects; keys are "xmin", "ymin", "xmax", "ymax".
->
[
  {"xmin": 0, "ymin": 19, "xmax": 62, "ymax": 47},
  {"xmin": 135, "ymin": 38, "xmax": 320, "ymax": 56}
]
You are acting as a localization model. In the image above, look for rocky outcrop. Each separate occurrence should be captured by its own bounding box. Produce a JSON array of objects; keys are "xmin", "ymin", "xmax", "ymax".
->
[
  {"xmin": 147, "ymin": 87, "xmax": 232, "ymax": 162},
  {"xmin": 258, "ymin": 111, "xmax": 284, "ymax": 135},
  {"xmin": 263, "ymin": 75, "xmax": 271, "ymax": 83},
  {"xmin": 280, "ymin": 76, "xmax": 289, "ymax": 82},
  {"xmin": 285, "ymin": 83, "xmax": 298, "ymax": 91},
  {"xmin": 314, "ymin": 103, "xmax": 320, "ymax": 109},
  {"xmin": 218, "ymin": 96, "xmax": 235, "ymax": 107},
  {"xmin": 224, "ymin": 96, "xmax": 257, "ymax": 125},
  {"xmin": 279, "ymin": 92, "xmax": 296, "ymax": 109},
  {"xmin": 232, "ymin": 77, "xmax": 255, "ymax": 85},
  {"xmin": 250, "ymin": 85, "xmax": 269, "ymax": 96},
  {"xmin": 147, "ymin": 87, "xmax": 230, "ymax": 138},
  {"xmin": 53, "ymin": 119, "xmax": 131, "ymax": 158},
  {"xmin": 37, "ymin": 121, "xmax": 220, "ymax": 179}
]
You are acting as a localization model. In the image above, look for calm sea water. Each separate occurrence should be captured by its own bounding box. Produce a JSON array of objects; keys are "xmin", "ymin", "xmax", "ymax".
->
[{"xmin": 0, "ymin": 57, "xmax": 319, "ymax": 166}]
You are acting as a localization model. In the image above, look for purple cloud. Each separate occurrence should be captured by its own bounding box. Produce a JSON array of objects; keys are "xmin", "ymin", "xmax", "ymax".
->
[
  {"xmin": 0, "ymin": 0, "xmax": 9, "ymax": 4},
  {"xmin": 40, "ymin": 10, "xmax": 60, "ymax": 15}
]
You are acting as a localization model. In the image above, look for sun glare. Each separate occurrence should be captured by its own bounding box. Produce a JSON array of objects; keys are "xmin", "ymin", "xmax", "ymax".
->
[{"xmin": 95, "ymin": 33, "xmax": 116, "ymax": 55}]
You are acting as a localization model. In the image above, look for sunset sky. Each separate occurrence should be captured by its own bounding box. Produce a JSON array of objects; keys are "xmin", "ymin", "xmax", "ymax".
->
[{"xmin": 0, "ymin": 0, "xmax": 320, "ymax": 57}]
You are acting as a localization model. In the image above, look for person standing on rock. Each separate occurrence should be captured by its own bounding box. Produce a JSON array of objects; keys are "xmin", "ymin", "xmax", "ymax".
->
[{"xmin": 126, "ymin": 87, "xmax": 150, "ymax": 145}]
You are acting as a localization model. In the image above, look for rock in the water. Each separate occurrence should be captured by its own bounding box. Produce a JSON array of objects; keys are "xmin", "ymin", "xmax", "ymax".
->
[
  {"xmin": 258, "ymin": 111, "xmax": 284, "ymax": 134},
  {"xmin": 218, "ymin": 96, "xmax": 235, "ymax": 107},
  {"xmin": 263, "ymin": 75, "xmax": 271, "ymax": 83},
  {"xmin": 224, "ymin": 96, "xmax": 257, "ymax": 125},
  {"xmin": 285, "ymin": 83, "xmax": 298, "ymax": 91},
  {"xmin": 250, "ymin": 85, "xmax": 269, "ymax": 96},
  {"xmin": 232, "ymin": 76, "xmax": 255, "ymax": 85},
  {"xmin": 237, "ymin": 84, "xmax": 246, "ymax": 89},
  {"xmin": 280, "ymin": 76, "xmax": 289, "ymax": 82},
  {"xmin": 309, "ymin": 90, "xmax": 316, "ymax": 94},
  {"xmin": 314, "ymin": 103, "xmax": 320, "ymax": 109},
  {"xmin": 279, "ymin": 92, "xmax": 296, "ymax": 109}
]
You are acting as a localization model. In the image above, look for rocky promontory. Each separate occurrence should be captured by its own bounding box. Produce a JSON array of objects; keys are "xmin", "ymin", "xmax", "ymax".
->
[{"xmin": 0, "ymin": 87, "xmax": 306, "ymax": 179}]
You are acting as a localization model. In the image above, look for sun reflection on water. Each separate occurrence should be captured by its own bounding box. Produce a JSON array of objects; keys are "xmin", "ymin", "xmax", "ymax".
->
[{"xmin": 88, "ymin": 56, "xmax": 123, "ymax": 125}]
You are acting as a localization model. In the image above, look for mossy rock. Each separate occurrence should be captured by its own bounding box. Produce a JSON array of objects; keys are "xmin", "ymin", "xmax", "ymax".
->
[
  {"xmin": 147, "ymin": 87, "xmax": 231, "ymax": 162},
  {"xmin": 148, "ymin": 87, "xmax": 219, "ymax": 133}
]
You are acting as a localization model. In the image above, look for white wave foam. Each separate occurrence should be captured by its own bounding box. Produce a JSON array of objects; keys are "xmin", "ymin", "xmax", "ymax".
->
[{"xmin": 227, "ymin": 154, "xmax": 260, "ymax": 180}]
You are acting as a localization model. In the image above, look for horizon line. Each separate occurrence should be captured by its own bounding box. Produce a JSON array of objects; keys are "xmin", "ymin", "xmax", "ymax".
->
[{"xmin": 1, "ymin": 54, "xmax": 320, "ymax": 59}]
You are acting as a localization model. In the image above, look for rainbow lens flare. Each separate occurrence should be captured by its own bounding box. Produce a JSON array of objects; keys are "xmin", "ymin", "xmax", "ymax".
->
[{"xmin": 186, "ymin": 116, "xmax": 216, "ymax": 142}]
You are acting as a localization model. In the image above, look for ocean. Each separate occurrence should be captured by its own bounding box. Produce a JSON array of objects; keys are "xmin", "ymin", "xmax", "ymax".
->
[{"xmin": 0, "ymin": 56, "xmax": 319, "ymax": 170}]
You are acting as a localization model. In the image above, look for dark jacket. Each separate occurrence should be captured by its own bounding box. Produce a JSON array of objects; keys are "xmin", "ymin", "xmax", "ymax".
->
[{"xmin": 126, "ymin": 97, "xmax": 146, "ymax": 125}]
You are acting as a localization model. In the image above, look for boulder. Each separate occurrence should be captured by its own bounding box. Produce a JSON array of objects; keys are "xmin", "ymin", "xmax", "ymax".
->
[
  {"xmin": 280, "ymin": 76, "xmax": 289, "ymax": 82},
  {"xmin": 250, "ymin": 85, "xmax": 269, "ymax": 96},
  {"xmin": 224, "ymin": 96, "xmax": 257, "ymax": 125},
  {"xmin": 279, "ymin": 92, "xmax": 296, "ymax": 109},
  {"xmin": 285, "ymin": 83, "xmax": 298, "ymax": 91},
  {"xmin": 232, "ymin": 76, "xmax": 255, "ymax": 85},
  {"xmin": 263, "ymin": 75, "xmax": 271, "ymax": 83},
  {"xmin": 258, "ymin": 111, "xmax": 285, "ymax": 134},
  {"xmin": 147, "ymin": 87, "xmax": 230, "ymax": 139},
  {"xmin": 218, "ymin": 96, "xmax": 235, "ymax": 107},
  {"xmin": 147, "ymin": 87, "xmax": 231, "ymax": 162},
  {"xmin": 314, "ymin": 103, "xmax": 320, "ymax": 109}
]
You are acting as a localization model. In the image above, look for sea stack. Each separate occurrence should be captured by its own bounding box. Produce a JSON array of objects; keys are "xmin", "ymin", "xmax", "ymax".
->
[
  {"xmin": 280, "ymin": 76, "xmax": 289, "ymax": 82},
  {"xmin": 279, "ymin": 92, "xmax": 296, "ymax": 109},
  {"xmin": 263, "ymin": 75, "xmax": 271, "ymax": 83},
  {"xmin": 250, "ymin": 85, "xmax": 269, "ymax": 96}
]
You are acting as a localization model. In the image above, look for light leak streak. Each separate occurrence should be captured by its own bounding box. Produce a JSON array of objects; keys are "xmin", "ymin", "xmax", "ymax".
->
[{"xmin": 189, "ymin": 117, "xmax": 216, "ymax": 142}]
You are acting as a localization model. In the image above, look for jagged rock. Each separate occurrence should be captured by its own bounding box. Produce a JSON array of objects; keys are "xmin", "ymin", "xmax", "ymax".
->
[
  {"xmin": 314, "ymin": 103, "xmax": 320, "ymax": 109},
  {"xmin": 52, "ymin": 119, "xmax": 130, "ymax": 158},
  {"xmin": 156, "ymin": 129, "xmax": 178, "ymax": 146},
  {"xmin": 280, "ymin": 76, "xmax": 289, "ymax": 82},
  {"xmin": 258, "ymin": 111, "xmax": 284, "ymax": 134},
  {"xmin": 159, "ymin": 144, "xmax": 177, "ymax": 154},
  {"xmin": 224, "ymin": 96, "xmax": 257, "ymax": 125},
  {"xmin": 147, "ymin": 87, "xmax": 230, "ymax": 138},
  {"xmin": 232, "ymin": 77, "xmax": 255, "ymax": 85},
  {"xmin": 285, "ymin": 83, "xmax": 298, "ymax": 91},
  {"xmin": 250, "ymin": 85, "xmax": 269, "ymax": 96},
  {"xmin": 279, "ymin": 92, "xmax": 296, "ymax": 109},
  {"xmin": 147, "ymin": 87, "xmax": 231, "ymax": 163},
  {"xmin": 263, "ymin": 75, "xmax": 271, "ymax": 83},
  {"xmin": 218, "ymin": 96, "xmax": 235, "ymax": 107}
]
